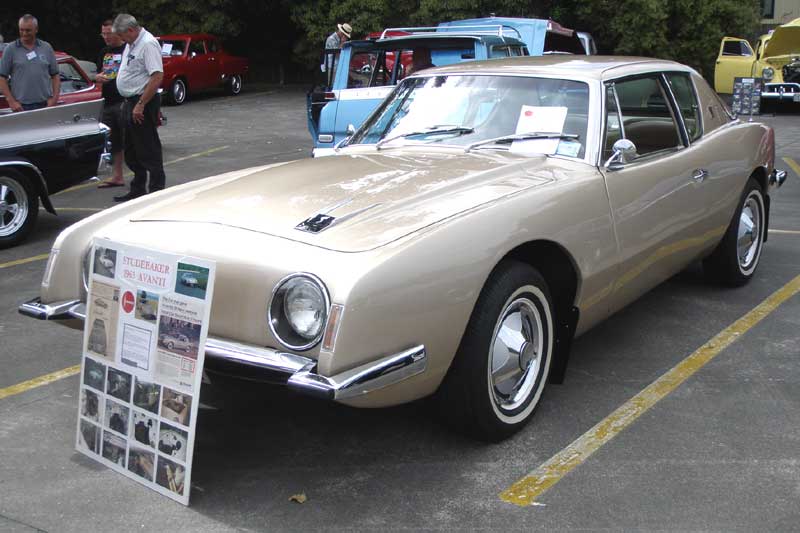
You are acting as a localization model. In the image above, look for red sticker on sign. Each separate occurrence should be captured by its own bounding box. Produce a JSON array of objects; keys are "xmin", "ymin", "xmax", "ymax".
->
[
  {"xmin": 122, "ymin": 291, "xmax": 135, "ymax": 313},
  {"xmin": 525, "ymin": 110, "xmax": 533, "ymax": 117}
]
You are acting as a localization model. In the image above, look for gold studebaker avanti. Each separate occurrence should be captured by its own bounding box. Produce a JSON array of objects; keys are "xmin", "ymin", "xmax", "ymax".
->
[{"xmin": 21, "ymin": 56, "xmax": 787, "ymax": 441}]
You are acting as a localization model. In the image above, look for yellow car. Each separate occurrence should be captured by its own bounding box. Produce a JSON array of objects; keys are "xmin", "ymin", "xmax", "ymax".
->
[{"xmin": 714, "ymin": 17, "xmax": 800, "ymax": 103}]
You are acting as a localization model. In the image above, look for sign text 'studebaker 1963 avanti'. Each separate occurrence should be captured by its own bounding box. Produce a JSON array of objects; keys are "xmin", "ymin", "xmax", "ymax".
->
[{"xmin": 20, "ymin": 57, "xmax": 786, "ymax": 441}]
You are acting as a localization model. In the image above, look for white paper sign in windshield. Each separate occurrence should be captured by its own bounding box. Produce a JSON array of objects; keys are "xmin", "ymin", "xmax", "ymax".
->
[
  {"xmin": 512, "ymin": 105, "xmax": 568, "ymax": 155},
  {"xmin": 76, "ymin": 238, "xmax": 215, "ymax": 505}
]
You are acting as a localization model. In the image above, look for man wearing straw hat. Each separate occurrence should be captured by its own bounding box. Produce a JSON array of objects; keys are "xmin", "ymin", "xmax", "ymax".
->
[{"xmin": 325, "ymin": 22, "xmax": 352, "ymax": 50}]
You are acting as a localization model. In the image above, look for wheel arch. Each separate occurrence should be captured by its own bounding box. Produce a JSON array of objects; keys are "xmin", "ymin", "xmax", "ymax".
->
[
  {"xmin": 750, "ymin": 165, "xmax": 770, "ymax": 242},
  {"xmin": 502, "ymin": 239, "xmax": 581, "ymax": 384},
  {"xmin": 0, "ymin": 159, "xmax": 55, "ymax": 214}
]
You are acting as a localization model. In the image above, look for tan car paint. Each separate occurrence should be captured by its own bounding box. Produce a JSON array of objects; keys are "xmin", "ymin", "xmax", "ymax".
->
[{"xmin": 36, "ymin": 57, "xmax": 776, "ymax": 408}]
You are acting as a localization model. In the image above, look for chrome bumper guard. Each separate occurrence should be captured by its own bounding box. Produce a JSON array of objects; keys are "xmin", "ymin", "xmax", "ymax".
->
[
  {"xmin": 18, "ymin": 297, "xmax": 427, "ymax": 401},
  {"xmin": 770, "ymin": 169, "xmax": 787, "ymax": 188}
]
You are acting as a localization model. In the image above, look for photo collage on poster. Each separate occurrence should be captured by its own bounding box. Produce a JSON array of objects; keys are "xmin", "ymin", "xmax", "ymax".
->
[{"xmin": 75, "ymin": 239, "xmax": 215, "ymax": 505}]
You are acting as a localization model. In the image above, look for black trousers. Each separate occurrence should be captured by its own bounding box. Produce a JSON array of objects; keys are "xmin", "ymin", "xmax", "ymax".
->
[{"xmin": 123, "ymin": 96, "xmax": 165, "ymax": 194}]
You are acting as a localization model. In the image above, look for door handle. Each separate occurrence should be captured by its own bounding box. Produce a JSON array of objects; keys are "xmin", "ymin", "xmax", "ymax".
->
[{"xmin": 691, "ymin": 168, "xmax": 709, "ymax": 182}]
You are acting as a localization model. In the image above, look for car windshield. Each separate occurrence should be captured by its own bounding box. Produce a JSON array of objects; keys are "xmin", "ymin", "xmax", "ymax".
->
[
  {"xmin": 159, "ymin": 39, "xmax": 186, "ymax": 56},
  {"xmin": 348, "ymin": 74, "xmax": 589, "ymax": 158}
]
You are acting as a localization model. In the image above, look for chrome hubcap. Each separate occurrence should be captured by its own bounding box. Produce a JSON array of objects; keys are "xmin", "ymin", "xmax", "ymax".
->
[
  {"xmin": 174, "ymin": 81, "xmax": 185, "ymax": 102},
  {"xmin": 490, "ymin": 297, "xmax": 543, "ymax": 412},
  {"xmin": 737, "ymin": 193, "xmax": 762, "ymax": 270},
  {"xmin": 0, "ymin": 177, "xmax": 28, "ymax": 237},
  {"xmin": 232, "ymin": 75, "xmax": 241, "ymax": 93}
]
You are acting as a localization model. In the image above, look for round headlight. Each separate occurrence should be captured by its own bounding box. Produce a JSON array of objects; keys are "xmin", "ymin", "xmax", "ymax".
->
[
  {"xmin": 268, "ymin": 273, "xmax": 329, "ymax": 351},
  {"xmin": 762, "ymin": 67, "xmax": 774, "ymax": 80}
]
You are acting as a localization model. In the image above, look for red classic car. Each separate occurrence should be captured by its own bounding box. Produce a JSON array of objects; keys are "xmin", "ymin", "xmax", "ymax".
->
[
  {"xmin": 157, "ymin": 33, "xmax": 249, "ymax": 105},
  {"xmin": 0, "ymin": 52, "xmax": 101, "ymax": 111}
]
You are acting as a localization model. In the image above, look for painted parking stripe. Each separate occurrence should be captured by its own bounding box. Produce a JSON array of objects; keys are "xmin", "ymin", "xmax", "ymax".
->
[
  {"xmin": 500, "ymin": 273, "xmax": 800, "ymax": 506},
  {"xmin": 770, "ymin": 229, "xmax": 800, "ymax": 235},
  {"xmin": 0, "ymin": 365, "xmax": 80, "ymax": 401},
  {"xmin": 53, "ymin": 145, "xmax": 230, "ymax": 196},
  {"xmin": 783, "ymin": 157, "xmax": 800, "ymax": 177},
  {"xmin": 0, "ymin": 253, "xmax": 49, "ymax": 269}
]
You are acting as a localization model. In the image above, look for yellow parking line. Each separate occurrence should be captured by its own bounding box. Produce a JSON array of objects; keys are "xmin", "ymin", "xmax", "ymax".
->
[
  {"xmin": 0, "ymin": 365, "xmax": 81, "ymax": 401},
  {"xmin": 770, "ymin": 229, "xmax": 800, "ymax": 235},
  {"xmin": 53, "ymin": 145, "xmax": 230, "ymax": 196},
  {"xmin": 500, "ymin": 273, "xmax": 800, "ymax": 506},
  {"xmin": 783, "ymin": 157, "xmax": 800, "ymax": 177},
  {"xmin": 0, "ymin": 253, "xmax": 49, "ymax": 269}
]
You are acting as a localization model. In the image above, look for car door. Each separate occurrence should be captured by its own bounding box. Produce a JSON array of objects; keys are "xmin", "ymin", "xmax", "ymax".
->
[
  {"xmin": 601, "ymin": 74, "xmax": 712, "ymax": 313},
  {"xmin": 324, "ymin": 43, "xmax": 396, "ymax": 150},
  {"xmin": 714, "ymin": 38, "xmax": 755, "ymax": 93},
  {"xmin": 205, "ymin": 38, "xmax": 222, "ymax": 86},
  {"xmin": 186, "ymin": 38, "xmax": 212, "ymax": 89}
]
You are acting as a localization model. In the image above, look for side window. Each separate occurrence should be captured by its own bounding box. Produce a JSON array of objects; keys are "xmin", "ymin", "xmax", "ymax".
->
[
  {"xmin": 59, "ymin": 62, "xmax": 89, "ymax": 93},
  {"xmin": 611, "ymin": 76, "xmax": 682, "ymax": 157},
  {"xmin": 603, "ymin": 85, "xmax": 622, "ymax": 160},
  {"xmin": 722, "ymin": 40, "xmax": 752, "ymax": 56},
  {"xmin": 666, "ymin": 73, "xmax": 702, "ymax": 141},
  {"xmin": 208, "ymin": 40, "xmax": 219, "ymax": 53},
  {"xmin": 489, "ymin": 46, "xmax": 510, "ymax": 58},
  {"xmin": 346, "ymin": 51, "xmax": 375, "ymax": 88},
  {"xmin": 189, "ymin": 40, "xmax": 205, "ymax": 57}
]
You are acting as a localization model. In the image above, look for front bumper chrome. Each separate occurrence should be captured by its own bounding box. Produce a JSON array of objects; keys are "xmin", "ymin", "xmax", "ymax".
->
[
  {"xmin": 762, "ymin": 83, "xmax": 800, "ymax": 100},
  {"xmin": 770, "ymin": 169, "xmax": 788, "ymax": 188},
  {"xmin": 18, "ymin": 297, "xmax": 427, "ymax": 401}
]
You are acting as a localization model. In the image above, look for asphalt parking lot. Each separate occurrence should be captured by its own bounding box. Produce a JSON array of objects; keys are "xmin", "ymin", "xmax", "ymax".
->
[{"xmin": 1, "ymin": 89, "xmax": 799, "ymax": 531}]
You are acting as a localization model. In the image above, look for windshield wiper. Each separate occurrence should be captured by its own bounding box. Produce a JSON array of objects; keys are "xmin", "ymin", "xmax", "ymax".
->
[
  {"xmin": 376, "ymin": 125, "xmax": 474, "ymax": 150},
  {"xmin": 465, "ymin": 131, "xmax": 579, "ymax": 153}
]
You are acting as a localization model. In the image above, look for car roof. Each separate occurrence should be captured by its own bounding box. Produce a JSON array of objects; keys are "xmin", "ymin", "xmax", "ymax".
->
[
  {"xmin": 375, "ymin": 34, "xmax": 525, "ymax": 47},
  {"xmin": 411, "ymin": 55, "xmax": 695, "ymax": 81},
  {"xmin": 158, "ymin": 33, "xmax": 217, "ymax": 41}
]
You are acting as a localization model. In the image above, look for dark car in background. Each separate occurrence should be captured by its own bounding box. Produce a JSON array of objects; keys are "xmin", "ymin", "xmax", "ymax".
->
[
  {"xmin": 157, "ymin": 33, "xmax": 250, "ymax": 105},
  {"xmin": 0, "ymin": 100, "xmax": 110, "ymax": 247}
]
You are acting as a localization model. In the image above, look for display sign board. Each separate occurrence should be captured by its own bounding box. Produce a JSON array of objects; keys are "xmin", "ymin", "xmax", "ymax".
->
[
  {"xmin": 732, "ymin": 77, "xmax": 762, "ymax": 116},
  {"xmin": 76, "ymin": 238, "xmax": 215, "ymax": 505}
]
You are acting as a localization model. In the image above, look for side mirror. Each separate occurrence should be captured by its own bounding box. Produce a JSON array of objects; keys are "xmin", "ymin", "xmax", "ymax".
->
[
  {"xmin": 190, "ymin": 51, "xmax": 197, "ymax": 59},
  {"xmin": 604, "ymin": 139, "xmax": 637, "ymax": 169}
]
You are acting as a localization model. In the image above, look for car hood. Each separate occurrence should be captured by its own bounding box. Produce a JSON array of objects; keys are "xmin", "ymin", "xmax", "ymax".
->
[
  {"xmin": 764, "ymin": 19, "xmax": 800, "ymax": 57},
  {"xmin": 129, "ymin": 150, "xmax": 576, "ymax": 252}
]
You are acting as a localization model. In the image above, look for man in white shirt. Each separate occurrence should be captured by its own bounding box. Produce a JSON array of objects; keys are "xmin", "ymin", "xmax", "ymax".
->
[{"xmin": 112, "ymin": 13, "xmax": 166, "ymax": 202}]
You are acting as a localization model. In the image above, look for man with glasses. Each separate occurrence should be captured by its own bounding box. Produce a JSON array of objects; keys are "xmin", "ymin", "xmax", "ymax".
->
[
  {"xmin": 112, "ymin": 13, "xmax": 165, "ymax": 202},
  {"xmin": 0, "ymin": 14, "xmax": 60, "ymax": 112}
]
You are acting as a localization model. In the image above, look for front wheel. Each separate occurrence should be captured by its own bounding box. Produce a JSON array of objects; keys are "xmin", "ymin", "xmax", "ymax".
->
[
  {"xmin": 168, "ymin": 78, "xmax": 187, "ymax": 105},
  {"xmin": 0, "ymin": 169, "xmax": 39, "ymax": 249},
  {"xmin": 703, "ymin": 178, "xmax": 765, "ymax": 286},
  {"xmin": 436, "ymin": 261, "xmax": 554, "ymax": 441},
  {"xmin": 225, "ymin": 74, "xmax": 242, "ymax": 96}
]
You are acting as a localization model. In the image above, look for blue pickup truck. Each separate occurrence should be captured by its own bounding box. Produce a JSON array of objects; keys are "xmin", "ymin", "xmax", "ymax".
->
[
  {"xmin": 307, "ymin": 28, "xmax": 529, "ymax": 156},
  {"xmin": 307, "ymin": 19, "xmax": 589, "ymax": 155}
]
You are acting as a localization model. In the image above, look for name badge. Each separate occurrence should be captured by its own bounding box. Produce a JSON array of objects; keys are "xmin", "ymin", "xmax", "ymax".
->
[
  {"xmin": 26, "ymin": 51, "xmax": 37, "ymax": 60},
  {"xmin": 113, "ymin": 54, "xmax": 122, "ymax": 61}
]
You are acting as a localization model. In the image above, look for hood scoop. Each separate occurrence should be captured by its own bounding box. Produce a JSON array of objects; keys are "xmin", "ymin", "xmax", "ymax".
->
[{"xmin": 295, "ymin": 198, "xmax": 381, "ymax": 234}]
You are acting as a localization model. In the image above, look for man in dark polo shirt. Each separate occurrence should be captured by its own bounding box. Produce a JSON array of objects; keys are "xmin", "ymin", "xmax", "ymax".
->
[
  {"xmin": 0, "ymin": 14, "xmax": 60, "ymax": 112},
  {"xmin": 112, "ymin": 13, "xmax": 166, "ymax": 202},
  {"xmin": 95, "ymin": 19, "xmax": 126, "ymax": 188}
]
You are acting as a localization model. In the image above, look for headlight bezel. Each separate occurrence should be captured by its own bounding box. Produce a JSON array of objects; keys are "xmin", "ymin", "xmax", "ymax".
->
[
  {"xmin": 268, "ymin": 272, "xmax": 330, "ymax": 351},
  {"xmin": 762, "ymin": 67, "xmax": 774, "ymax": 80}
]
